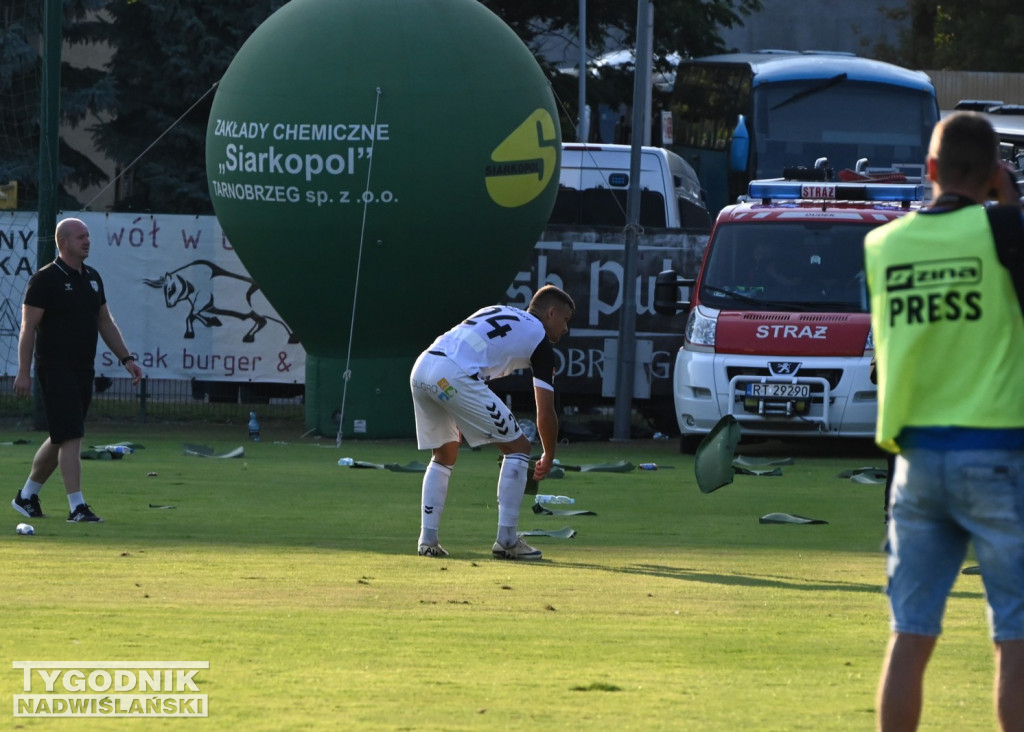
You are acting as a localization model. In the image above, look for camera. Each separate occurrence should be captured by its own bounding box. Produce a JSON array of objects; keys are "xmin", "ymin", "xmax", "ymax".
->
[
  {"xmin": 1009, "ymin": 168, "xmax": 1023, "ymax": 198},
  {"xmin": 988, "ymin": 167, "xmax": 1023, "ymax": 201}
]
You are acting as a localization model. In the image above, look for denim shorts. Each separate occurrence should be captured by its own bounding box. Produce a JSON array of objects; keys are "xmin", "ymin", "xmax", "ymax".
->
[{"xmin": 886, "ymin": 448, "xmax": 1024, "ymax": 642}]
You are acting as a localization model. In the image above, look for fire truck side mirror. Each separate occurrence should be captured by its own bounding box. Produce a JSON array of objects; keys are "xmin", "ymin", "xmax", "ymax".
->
[{"xmin": 654, "ymin": 270, "xmax": 694, "ymax": 315}]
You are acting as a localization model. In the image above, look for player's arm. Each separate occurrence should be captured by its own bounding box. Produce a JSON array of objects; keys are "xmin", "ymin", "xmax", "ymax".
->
[
  {"xmin": 98, "ymin": 304, "xmax": 143, "ymax": 385},
  {"xmin": 529, "ymin": 338, "xmax": 559, "ymax": 481},
  {"xmin": 532, "ymin": 382, "xmax": 558, "ymax": 481},
  {"xmin": 14, "ymin": 304, "xmax": 43, "ymax": 396}
]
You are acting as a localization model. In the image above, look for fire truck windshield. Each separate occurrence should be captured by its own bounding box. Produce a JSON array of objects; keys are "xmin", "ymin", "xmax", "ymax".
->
[{"xmin": 699, "ymin": 220, "xmax": 872, "ymax": 312}]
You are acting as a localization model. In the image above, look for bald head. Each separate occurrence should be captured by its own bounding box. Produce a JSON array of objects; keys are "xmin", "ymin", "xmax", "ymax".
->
[
  {"xmin": 55, "ymin": 218, "xmax": 88, "ymax": 251},
  {"xmin": 54, "ymin": 218, "xmax": 91, "ymax": 267}
]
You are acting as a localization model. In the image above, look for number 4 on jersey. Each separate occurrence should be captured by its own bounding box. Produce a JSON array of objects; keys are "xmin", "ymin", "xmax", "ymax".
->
[{"xmin": 464, "ymin": 307, "xmax": 520, "ymax": 339}]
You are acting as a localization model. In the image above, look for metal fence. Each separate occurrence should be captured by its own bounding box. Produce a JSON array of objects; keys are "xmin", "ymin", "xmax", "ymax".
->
[{"xmin": 0, "ymin": 376, "xmax": 305, "ymax": 424}]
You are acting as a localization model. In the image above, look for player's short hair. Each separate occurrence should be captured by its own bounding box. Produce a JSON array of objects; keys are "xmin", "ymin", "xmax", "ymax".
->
[
  {"xmin": 529, "ymin": 284, "xmax": 574, "ymax": 314},
  {"xmin": 929, "ymin": 112, "xmax": 1000, "ymax": 191}
]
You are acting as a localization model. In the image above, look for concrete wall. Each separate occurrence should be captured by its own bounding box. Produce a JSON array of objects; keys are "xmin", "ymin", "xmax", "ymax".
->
[
  {"xmin": 927, "ymin": 70, "xmax": 1024, "ymax": 110},
  {"xmin": 719, "ymin": 0, "xmax": 909, "ymax": 57},
  {"xmin": 717, "ymin": 2, "xmax": 1024, "ymax": 110}
]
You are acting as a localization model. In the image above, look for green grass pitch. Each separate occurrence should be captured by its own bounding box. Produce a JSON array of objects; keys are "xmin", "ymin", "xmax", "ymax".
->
[{"xmin": 0, "ymin": 424, "xmax": 996, "ymax": 730}]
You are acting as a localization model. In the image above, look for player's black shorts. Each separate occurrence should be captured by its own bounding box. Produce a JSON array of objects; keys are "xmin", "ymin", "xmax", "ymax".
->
[{"xmin": 37, "ymin": 368, "xmax": 94, "ymax": 444}]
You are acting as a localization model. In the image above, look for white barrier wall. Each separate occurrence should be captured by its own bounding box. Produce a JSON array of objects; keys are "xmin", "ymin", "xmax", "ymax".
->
[{"xmin": 0, "ymin": 212, "xmax": 306, "ymax": 383}]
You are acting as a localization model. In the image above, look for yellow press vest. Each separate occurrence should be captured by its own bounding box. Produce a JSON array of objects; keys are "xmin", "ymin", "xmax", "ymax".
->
[{"xmin": 864, "ymin": 205, "xmax": 1024, "ymax": 453}]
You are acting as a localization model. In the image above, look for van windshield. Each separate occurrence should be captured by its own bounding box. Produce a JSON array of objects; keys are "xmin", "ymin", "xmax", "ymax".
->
[
  {"xmin": 699, "ymin": 221, "xmax": 872, "ymax": 312},
  {"xmin": 752, "ymin": 81, "xmax": 937, "ymax": 177}
]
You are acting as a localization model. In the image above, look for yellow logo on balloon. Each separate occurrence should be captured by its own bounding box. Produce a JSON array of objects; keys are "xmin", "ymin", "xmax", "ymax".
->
[{"xmin": 485, "ymin": 109, "xmax": 558, "ymax": 208}]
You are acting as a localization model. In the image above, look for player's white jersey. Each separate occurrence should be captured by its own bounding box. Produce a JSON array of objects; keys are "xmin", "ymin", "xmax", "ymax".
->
[{"xmin": 426, "ymin": 305, "xmax": 547, "ymax": 384}]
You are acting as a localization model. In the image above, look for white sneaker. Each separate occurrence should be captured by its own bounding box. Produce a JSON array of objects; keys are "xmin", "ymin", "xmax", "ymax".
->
[
  {"xmin": 418, "ymin": 543, "xmax": 449, "ymax": 558},
  {"xmin": 491, "ymin": 537, "xmax": 542, "ymax": 561}
]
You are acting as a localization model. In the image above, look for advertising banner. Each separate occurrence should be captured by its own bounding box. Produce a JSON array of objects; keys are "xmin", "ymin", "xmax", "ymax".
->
[{"xmin": 0, "ymin": 212, "xmax": 306, "ymax": 383}]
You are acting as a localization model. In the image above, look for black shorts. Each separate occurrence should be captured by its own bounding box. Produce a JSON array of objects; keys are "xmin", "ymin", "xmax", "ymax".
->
[{"xmin": 37, "ymin": 369, "xmax": 94, "ymax": 444}]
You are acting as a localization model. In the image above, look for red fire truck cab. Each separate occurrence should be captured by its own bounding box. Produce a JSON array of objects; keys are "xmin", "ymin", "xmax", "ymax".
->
[{"xmin": 655, "ymin": 165, "xmax": 925, "ymax": 451}]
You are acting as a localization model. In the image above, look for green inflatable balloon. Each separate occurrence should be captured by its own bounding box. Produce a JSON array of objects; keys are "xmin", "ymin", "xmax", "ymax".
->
[{"xmin": 205, "ymin": 0, "xmax": 561, "ymax": 363}]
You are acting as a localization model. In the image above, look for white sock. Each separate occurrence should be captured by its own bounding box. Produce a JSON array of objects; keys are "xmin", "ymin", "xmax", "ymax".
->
[
  {"xmin": 496, "ymin": 453, "xmax": 529, "ymax": 545},
  {"xmin": 418, "ymin": 460, "xmax": 452, "ymax": 546},
  {"xmin": 20, "ymin": 479, "xmax": 43, "ymax": 500},
  {"xmin": 67, "ymin": 491, "xmax": 84, "ymax": 511},
  {"xmin": 497, "ymin": 525, "xmax": 519, "ymax": 548}
]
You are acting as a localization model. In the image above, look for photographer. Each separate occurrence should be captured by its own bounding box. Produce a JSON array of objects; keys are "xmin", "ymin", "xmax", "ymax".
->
[{"xmin": 865, "ymin": 112, "xmax": 1024, "ymax": 731}]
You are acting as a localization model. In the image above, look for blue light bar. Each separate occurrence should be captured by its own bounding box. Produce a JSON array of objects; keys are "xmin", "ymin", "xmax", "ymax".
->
[{"xmin": 748, "ymin": 179, "xmax": 923, "ymax": 203}]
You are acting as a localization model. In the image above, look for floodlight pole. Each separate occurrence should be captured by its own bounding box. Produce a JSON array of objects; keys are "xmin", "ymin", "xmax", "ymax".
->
[
  {"xmin": 643, "ymin": 3, "xmax": 654, "ymax": 146},
  {"xmin": 38, "ymin": 0, "xmax": 60, "ymax": 266},
  {"xmin": 577, "ymin": 0, "xmax": 587, "ymax": 142},
  {"xmin": 34, "ymin": 0, "xmax": 62, "ymax": 430},
  {"xmin": 612, "ymin": 0, "xmax": 652, "ymax": 441}
]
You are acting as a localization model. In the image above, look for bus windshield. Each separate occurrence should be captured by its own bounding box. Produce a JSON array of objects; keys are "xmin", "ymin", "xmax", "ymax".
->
[{"xmin": 753, "ymin": 80, "xmax": 938, "ymax": 178}]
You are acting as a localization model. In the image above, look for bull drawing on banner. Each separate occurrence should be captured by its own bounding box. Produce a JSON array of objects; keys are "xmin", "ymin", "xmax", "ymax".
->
[{"xmin": 143, "ymin": 260, "xmax": 299, "ymax": 344}]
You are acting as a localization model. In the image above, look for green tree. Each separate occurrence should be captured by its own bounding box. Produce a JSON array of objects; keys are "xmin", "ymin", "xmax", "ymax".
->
[
  {"xmin": 94, "ymin": 1, "xmax": 288, "ymax": 213},
  {"xmin": 482, "ymin": 0, "xmax": 761, "ymax": 62},
  {"xmin": 482, "ymin": 1, "xmax": 762, "ymax": 139},
  {"xmin": 89, "ymin": 0, "xmax": 759, "ymax": 213},
  {"xmin": 0, "ymin": 0, "xmax": 112, "ymax": 210},
  {"xmin": 874, "ymin": 0, "xmax": 1024, "ymax": 71}
]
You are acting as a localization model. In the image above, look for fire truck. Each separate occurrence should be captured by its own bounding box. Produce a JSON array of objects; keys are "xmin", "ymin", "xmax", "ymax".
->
[{"xmin": 654, "ymin": 163, "xmax": 925, "ymax": 451}]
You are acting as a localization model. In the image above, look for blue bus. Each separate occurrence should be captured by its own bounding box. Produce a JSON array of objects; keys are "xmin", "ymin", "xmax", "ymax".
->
[{"xmin": 668, "ymin": 51, "xmax": 940, "ymax": 216}]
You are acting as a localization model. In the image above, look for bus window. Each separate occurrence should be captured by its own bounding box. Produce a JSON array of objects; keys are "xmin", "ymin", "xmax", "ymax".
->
[
  {"xmin": 668, "ymin": 52, "xmax": 940, "ymax": 218},
  {"xmin": 753, "ymin": 81, "xmax": 935, "ymax": 180},
  {"xmin": 672, "ymin": 65, "xmax": 752, "ymax": 152}
]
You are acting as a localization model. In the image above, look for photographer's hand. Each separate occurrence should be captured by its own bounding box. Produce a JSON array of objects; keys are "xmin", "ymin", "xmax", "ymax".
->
[{"xmin": 992, "ymin": 163, "xmax": 1023, "ymax": 207}]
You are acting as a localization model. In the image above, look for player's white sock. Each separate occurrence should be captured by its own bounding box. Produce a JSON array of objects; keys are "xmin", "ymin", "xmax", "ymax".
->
[
  {"xmin": 496, "ymin": 453, "xmax": 529, "ymax": 546},
  {"xmin": 67, "ymin": 491, "xmax": 84, "ymax": 511},
  {"xmin": 418, "ymin": 460, "xmax": 452, "ymax": 546},
  {"xmin": 20, "ymin": 479, "xmax": 43, "ymax": 500}
]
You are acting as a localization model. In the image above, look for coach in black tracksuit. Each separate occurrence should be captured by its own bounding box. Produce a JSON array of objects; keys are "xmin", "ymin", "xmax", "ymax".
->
[{"xmin": 11, "ymin": 217, "xmax": 143, "ymax": 523}]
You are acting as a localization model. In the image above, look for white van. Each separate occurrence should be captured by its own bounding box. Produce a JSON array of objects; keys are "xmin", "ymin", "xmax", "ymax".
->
[
  {"xmin": 497, "ymin": 143, "xmax": 711, "ymax": 434},
  {"xmin": 550, "ymin": 143, "xmax": 710, "ymax": 231}
]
